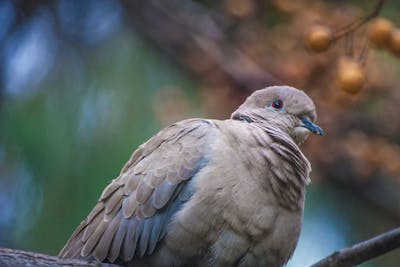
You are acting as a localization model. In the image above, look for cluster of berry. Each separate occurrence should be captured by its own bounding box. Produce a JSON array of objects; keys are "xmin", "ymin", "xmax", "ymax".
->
[{"xmin": 304, "ymin": 17, "xmax": 398, "ymax": 95}]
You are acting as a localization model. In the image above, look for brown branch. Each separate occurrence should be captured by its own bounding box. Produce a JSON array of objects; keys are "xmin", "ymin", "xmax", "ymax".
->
[
  {"xmin": 0, "ymin": 247, "xmax": 120, "ymax": 267},
  {"xmin": 333, "ymin": 0, "xmax": 385, "ymax": 40},
  {"xmin": 1, "ymin": 228, "xmax": 399, "ymax": 267},
  {"xmin": 311, "ymin": 227, "xmax": 400, "ymax": 267},
  {"xmin": 122, "ymin": 0, "xmax": 281, "ymax": 90}
]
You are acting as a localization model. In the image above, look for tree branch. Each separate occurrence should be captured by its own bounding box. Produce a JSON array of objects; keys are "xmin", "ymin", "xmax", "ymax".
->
[
  {"xmin": 122, "ymin": 0, "xmax": 282, "ymax": 91},
  {"xmin": 311, "ymin": 227, "xmax": 400, "ymax": 267},
  {"xmin": 1, "ymin": 228, "xmax": 399, "ymax": 266},
  {"xmin": 0, "ymin": 248, "xmax": 120, "ymax": 267}
]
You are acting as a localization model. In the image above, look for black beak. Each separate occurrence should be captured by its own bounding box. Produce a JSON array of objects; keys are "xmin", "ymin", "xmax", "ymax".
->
[{"xmin": 300, "ymin": 117, "xmax": 324, "ymax": 136}]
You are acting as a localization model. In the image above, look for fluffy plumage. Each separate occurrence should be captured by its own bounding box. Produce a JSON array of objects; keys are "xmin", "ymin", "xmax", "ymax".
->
[{"xmin": 59, "ymin": 85, "xmax": 322, "ymax": 267}]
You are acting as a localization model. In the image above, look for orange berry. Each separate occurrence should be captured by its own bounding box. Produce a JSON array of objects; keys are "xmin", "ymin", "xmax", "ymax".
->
[
  {"xmin": 337, "ymin": 58, "xmax": 365, "ymax": 94},
  {"xmin": 368, "ymin": 18, "xmax": 393, "ymax": 48},
  {"xmin": 388, "ymin": 28, "xmax": 400, "ymax": 57},
  {"xmin": 305, "ymin": 25, "xmax": 333, "ymax": 52}
]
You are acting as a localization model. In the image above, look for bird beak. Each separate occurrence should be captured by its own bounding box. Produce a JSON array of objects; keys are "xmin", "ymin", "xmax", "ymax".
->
[{"xmin": 300, "ymin": 117, "xmax": 324, "ymax": 136}]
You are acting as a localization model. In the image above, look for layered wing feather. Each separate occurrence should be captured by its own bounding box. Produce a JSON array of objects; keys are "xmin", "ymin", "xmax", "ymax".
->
[{"xmin": 59, "ymin": 119, "xmax": 211, "ymax": 263}]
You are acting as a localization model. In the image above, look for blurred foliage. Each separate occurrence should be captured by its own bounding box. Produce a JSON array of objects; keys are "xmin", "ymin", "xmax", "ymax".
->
[
  {"xmin": 0, "ymin": 0, "xmax": 400, "ymax": 266},
  {"xmin": 0, "ymin": 0, "xmax": 201, "ymax": 253}
]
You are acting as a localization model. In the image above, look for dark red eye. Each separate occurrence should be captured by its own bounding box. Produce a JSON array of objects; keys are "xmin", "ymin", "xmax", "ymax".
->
[{"xmin": 271, "ymin": 99, "xmax": 284, "ymax": 110}]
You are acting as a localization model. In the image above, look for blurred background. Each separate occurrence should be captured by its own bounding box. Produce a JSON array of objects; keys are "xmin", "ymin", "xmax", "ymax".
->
[{"xmin": 0, "ymin": 0, "xmax": 399, "ymax": 266}]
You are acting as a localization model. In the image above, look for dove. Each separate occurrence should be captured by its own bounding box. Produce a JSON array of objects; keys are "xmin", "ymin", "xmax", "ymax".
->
[{"xmin": 59, "ymin": 85, "xmax": 323, "ymax": 267}]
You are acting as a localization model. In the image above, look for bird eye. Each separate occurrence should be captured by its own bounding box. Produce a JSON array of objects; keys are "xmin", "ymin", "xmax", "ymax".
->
[{"xmin": 271, "ymin": 99, "xmax": 284, "ymax": 110}]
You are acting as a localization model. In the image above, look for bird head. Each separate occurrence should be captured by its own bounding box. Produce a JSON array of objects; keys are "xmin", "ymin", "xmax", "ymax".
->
[{"xmin": 231, "ymin": 85, "xmax": 323, "ymax": 145}]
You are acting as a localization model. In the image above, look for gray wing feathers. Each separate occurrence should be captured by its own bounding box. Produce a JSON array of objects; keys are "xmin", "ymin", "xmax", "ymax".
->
[
  {"xmin": 59, "ymin": 119, "xmax": 211, "ymax": 263},
  {"xmin": 152, "ymin": 180, "xmax": 178, "ymax": 209}
]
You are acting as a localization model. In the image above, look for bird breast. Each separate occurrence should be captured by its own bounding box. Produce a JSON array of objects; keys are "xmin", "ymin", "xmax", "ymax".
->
[{"xmin": 165, "ymin": 120, "xmax": 306, "ymax": 266}]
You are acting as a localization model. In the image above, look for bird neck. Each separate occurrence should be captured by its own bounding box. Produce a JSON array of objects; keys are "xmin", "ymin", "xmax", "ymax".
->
[
  {"xmin": 233, "ymin": 115, "xmax": 255, "ymax": 123},
  {"xmin": 224, "ymin": 119, "xmax": 311, "ymax": 210},
  {"xmin": 252, "ymin": 122, "xmax": 312, "ymax": 210},
  {"xmin": 232, "ymin": 113, "xmax": 304, "ymax": 146}
]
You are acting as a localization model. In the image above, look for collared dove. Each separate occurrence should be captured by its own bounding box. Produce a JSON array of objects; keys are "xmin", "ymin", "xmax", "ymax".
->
[{"xmin": 59, "ymin": 85, "xmax": 323, "ymax": 267}]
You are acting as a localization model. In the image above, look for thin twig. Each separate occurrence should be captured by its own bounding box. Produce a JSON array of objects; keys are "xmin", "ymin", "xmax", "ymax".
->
[
  {"xmin": 310, "ymin": 227, "xmax": 400, "ymax": 267},
  {"xmin": 333, "ymin": 0, "xmax": 385, "ymax": 40},
  {"xmin": 122, "ymin": 0, "xmax": 282, "ymax": 90},
  {"xmin": 359, "ymin": 29, "xmax": 370, "ymax": 67}
]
